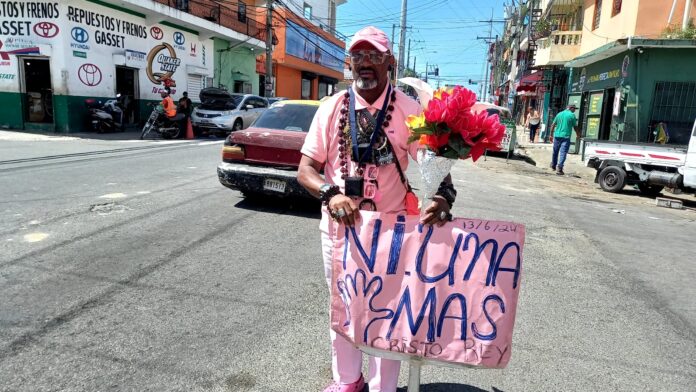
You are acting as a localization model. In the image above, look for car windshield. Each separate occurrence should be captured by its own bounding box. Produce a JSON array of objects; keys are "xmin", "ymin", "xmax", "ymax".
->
[
  {"xmin": 199, "ymin": 95, "xmax": 243, "ymax": 110},
  {"xmin": 252, "ymin": 104, "xmax": 318, "ymax": 132}
]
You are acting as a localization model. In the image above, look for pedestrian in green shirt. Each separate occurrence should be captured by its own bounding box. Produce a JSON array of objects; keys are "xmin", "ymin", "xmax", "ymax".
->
[{"xmin": 549, "ymin": 104, "xmax": 580, "ymax": 175}]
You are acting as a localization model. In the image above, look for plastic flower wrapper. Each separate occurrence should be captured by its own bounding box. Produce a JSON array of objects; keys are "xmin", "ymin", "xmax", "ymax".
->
[{"xmin": 399, "ymin": 77, "xmax": 506, "ymax": 205}]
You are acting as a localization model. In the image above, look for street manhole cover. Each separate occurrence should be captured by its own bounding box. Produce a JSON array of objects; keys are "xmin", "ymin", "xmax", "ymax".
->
[{"xmin": 89, "ymin": 202, "xmax": 131, "ymax": 215}]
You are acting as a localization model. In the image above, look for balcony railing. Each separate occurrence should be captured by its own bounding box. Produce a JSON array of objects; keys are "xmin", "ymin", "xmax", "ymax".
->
[
  {"xmin": 538, "ymin": 31, "xmax": 581, "ymax": 49},
  {"xmin": 534, "ymin": 31, "xmax": 581, "ymax": 66},
  {"xmin": 154, "ymin": 0, "xmax": 267, "ymax": 42}
]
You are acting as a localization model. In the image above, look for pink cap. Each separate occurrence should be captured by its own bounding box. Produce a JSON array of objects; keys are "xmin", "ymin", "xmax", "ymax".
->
[{"xmin": 349, "ymin": 26, "xmax": 390, "ymax": 53}]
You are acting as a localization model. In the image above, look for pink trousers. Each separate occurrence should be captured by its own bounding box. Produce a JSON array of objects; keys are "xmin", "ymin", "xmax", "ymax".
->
[{"xmin": 321, "ymin": 232, "xmax": 401, "ymax": 392}]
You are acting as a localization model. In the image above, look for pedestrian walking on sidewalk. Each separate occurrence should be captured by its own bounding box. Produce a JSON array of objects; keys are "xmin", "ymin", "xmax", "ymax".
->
[
  {"xmin": 297, "ymin": 26, "xmax": 456, "ymax": 392},
  {"xmin": 525, "ymin": 106, "xmax": 541, "ymax": 142},
  {"xmin": 549, "ymin": 104, "xmax": 580, "ymax": 175}
]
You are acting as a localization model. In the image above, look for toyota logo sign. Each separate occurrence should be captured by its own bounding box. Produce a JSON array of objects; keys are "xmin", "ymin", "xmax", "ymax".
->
[
  {"xmin": 150, "ymin": 26, "xmax": 163, "ymax": 40},
  {"xmin": 71, "ymin": 27, "xmax": 89, "ymax": 43},
  {"xmin": 33, "ymin": 21, "xmax": 59, "ymax": 38},
  {"xmin": 78, "ymin": 63, "xmax": 102, "ymax": 87}
]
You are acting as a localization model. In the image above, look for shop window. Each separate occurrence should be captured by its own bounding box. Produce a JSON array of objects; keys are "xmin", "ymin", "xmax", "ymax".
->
[
  {"xmin": 611, "ymin": 0, "xmax": 621, "ymax": 16},
  {"xmin": 238, "ymin": 2, "xmax": 247, "ymax": 23},
  {"xmin": 649, "ymin": 81, "xmax": 696, "ymax": 144},
  {"xmin": 175, "ymin": 0, "xmax": 188, "ymax": 12},
  {"xmin": 303, "ymin": 3, "xmax": 312, "ymax": 19},
  {"xmin": 301, "ymin": 78, "xmax": 312, "ymax": 99},
  {"xmin": 592, "ymin": 0, "xmax": 602, "ymax": 30}
]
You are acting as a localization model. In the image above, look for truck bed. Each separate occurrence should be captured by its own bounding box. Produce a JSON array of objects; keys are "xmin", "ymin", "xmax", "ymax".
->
[{"xmin": 584, "ymin": 140, "xmax": 687, "ymax": 167}]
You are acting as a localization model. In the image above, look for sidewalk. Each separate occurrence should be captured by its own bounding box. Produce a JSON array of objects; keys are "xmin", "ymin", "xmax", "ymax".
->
[
  {"xmin": 0, "ymin": 128, "xmax": 147, "ymax": 142},
  {"xmin": 514, "ymin": 125, "xmax": 596, "ymax": 182}
]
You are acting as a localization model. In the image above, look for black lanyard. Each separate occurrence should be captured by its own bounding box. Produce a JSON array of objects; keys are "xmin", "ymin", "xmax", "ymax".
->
[{"xmin": 348, "ymin": 85, "xmax": 391, "ymax": 165}]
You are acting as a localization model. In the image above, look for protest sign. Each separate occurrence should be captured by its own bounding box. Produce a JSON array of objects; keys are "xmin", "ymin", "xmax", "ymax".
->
[{"xmin": 330, "ymin": 212, "xmax": 524, "ymax": 368}]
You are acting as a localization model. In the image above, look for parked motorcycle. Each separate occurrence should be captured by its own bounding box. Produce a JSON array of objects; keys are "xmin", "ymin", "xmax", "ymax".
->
[
  {"xmin": 84, "ymin": 95, "xmax": 124, "ymax": 133},
  {"xmin": 140, "ymin": 105, "xmax": 182, "ymax": 139}
]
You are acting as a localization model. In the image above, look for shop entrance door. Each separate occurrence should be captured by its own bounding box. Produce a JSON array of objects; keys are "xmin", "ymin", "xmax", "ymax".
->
[
  {"xmin": 115, "ymin": 66, "xmax": 139, "ymax": 126},
  {"xmin": 21, "ymin": 58, "xmax": 53, "ymax": 124},
  {"xmin": 599, "ymin": 88, "xmax": 615, "ymax": 140}
]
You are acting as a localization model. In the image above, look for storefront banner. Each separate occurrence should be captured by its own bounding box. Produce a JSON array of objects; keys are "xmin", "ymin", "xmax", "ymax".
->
[
  {"xmin": 285, "ymin": 20, "xmax": 343, "ymax": 72},
  {"xmin": 0, "ymin": 1, "xmax": 61, "ymax": 91},
  {"xmin": 331, "ymin": 212, "xmax": 525, "ymax": 368},
  {"xmin": 0, "ymin": 1, "xmax": 214, "ymax": 98}
]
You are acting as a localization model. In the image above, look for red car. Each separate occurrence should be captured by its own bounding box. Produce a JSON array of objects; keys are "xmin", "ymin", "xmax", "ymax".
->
[{"xmin": 217, "ymin": 100, "xmax": 321, "ymax": 198}]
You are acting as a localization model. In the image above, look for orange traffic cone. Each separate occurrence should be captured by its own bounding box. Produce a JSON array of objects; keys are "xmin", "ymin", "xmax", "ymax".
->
[{"xmin": 185, "ymin": 118, "xmax": 194, "ymax": 139}]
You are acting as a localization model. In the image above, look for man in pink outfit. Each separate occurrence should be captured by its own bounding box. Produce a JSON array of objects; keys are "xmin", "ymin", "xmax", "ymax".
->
[{"xmin": 297, "ymin": 26, "xmax": 456, "ymax": 392}]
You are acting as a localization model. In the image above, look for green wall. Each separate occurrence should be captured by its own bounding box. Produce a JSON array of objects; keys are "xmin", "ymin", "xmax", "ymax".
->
[
  {"xmin": 570, "ymin": 48, "xmax": 696, "ymax": 143},
  {"xmin": 0, "ymin": 92, "xmax": 24, "ymax": 130},
  {"xmin": 634, "ymin": 48, "xmax": 696, "ymax": 144},
  {"xmin": 0, "ymin": 93, "xmax": 160, "ymax": 133},
  {"xmin": 213, "ymin": 38, "xmax": 259, "ymax": 95}
]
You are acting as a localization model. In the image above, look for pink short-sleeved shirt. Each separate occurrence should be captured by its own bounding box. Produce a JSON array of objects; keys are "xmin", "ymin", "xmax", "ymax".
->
[{"xmin": 301, "ymin": 83, "xmax": 422, "ymax": 232}]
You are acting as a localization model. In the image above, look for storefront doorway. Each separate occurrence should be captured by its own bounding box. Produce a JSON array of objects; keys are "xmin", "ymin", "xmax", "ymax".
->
[
  {"xmin": 21, "ymin": 58, "xmax": 53, "ymax": 124},
  {"xmin": 115, "ymin": 66, "xmax": 139, "ymax": 125}
]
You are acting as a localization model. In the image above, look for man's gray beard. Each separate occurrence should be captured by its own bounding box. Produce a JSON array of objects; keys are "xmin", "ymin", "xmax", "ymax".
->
[{"xmin": 356, "ymin": 78, "xmax": 379, "ymax": 90}]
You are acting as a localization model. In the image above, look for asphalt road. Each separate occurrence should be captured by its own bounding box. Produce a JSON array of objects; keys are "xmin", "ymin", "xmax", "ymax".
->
[{"xmin": 0, "ymin": 135, "xmax": 695, "ymax": 391}]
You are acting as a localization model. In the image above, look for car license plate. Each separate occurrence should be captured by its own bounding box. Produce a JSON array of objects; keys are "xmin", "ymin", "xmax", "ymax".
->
[
  {"xmin": 200, "ymin": 119, "xmax": 210, "ymax": 123},
  {"xmin": 263, "ymin": 179, "xmax": 286, "ymax": 193}
]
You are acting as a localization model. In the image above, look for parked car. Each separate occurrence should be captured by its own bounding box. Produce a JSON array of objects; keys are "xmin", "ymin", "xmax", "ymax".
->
[
  {"xmin": 217, "ymin": 100, "xmax": 321, "ymax": 198},
  {"xmin": 472, "ymin": 101, "xmax": 512, "ymax": 118},
  {"xmin": 191, "ymin": 88, "xmax": 268, "ymax": 137}
]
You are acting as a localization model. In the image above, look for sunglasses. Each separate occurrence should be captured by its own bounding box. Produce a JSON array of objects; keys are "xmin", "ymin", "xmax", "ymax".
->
[{"xmin": 349, "ymin": 50, "xmax": 388, "ymax": 64}]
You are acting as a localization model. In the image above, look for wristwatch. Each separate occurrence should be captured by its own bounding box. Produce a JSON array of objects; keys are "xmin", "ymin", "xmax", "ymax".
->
[
  {"xmin": 435, "ymin": 183, "xmax": 457, "ymax": 209},
  {"xmin": 319, "ymin": 183, "xmax": 341, "ymax": 205}
]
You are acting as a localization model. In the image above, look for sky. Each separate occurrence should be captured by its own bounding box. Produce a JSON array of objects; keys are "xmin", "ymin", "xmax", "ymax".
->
[{"xmin": 336, "ymin": 0, "xmax": 508, "ymax": 92}]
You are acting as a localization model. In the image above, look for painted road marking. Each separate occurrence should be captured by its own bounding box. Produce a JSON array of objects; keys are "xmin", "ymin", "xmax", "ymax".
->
[
  {"xmin": 98, "ymin": 193, "xmax": 127, "ymax": 199},
  {"xmin": 24, "ymin": 232, "xmax": 49, "ymax": 243}
]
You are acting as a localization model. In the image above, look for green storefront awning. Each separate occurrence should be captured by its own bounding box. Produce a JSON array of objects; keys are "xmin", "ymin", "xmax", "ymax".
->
[
  {"xmin": 565, "ymin": 40, "xmax": 628, "ymax": 68},
  {"xmin": 565, "ymin": 38, "xmax": 696, "ymax": 68}
]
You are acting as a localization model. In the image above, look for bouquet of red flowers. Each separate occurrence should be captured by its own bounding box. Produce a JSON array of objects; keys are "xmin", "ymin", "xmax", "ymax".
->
[
  {"xmin": 404, "ymin": 83, "xmax": 505, "ymax": 161},
  {"xmin": 400, "ymin": 78, "xmax": 506, "ymax": 205}
]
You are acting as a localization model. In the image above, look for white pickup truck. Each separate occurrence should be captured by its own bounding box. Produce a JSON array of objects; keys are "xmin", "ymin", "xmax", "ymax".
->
[{"xmin": 584, "ymin": 120, "xmax": 696, "ymax": 197}]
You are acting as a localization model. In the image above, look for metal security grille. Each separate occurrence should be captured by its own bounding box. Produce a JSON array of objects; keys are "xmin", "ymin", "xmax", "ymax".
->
[{"xmin": 650, "ymin": 81, "xmax": 696, "ymax": 144}]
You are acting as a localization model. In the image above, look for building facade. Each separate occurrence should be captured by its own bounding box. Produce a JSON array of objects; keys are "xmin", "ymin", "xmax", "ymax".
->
[
  {"xmin": 255, "ymin": 0, "xmax": 346, "ymax": 100},
  {"xmin": 0, "ymin": 0, "xmax": 266, "ymax": 132},
  {"xmin": 566, "ymin": 0, "xmax": 696, "ymax": 146},
  {"xmin": 492, "ymin": 0, "xmax": 696, "ymax": 150}
]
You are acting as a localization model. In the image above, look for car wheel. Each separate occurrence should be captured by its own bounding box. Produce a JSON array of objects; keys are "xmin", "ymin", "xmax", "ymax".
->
[
  {"xmin": 232, "ymin": 119, "xmax": 243, "ymax": 132},
  {"xmin": 598, "ymin": 166, "xmax": 626, "ymax": 193}
]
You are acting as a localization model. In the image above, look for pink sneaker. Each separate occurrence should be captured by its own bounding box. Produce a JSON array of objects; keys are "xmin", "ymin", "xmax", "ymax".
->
[{"xmin": 322, "ymin": 374, "xmax": 365, "ymax": 392}]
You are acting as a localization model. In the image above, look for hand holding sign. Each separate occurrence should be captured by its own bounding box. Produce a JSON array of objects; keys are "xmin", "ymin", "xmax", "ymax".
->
[{"xmin": 330, "ymin": 212, "xmax": 524, "ymax": 368}]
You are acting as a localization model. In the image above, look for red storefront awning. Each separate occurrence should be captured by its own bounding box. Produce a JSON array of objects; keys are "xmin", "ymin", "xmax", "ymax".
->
[{"xmin": 515, "ymin": 72, "xmax": 542, "ymax": 92}]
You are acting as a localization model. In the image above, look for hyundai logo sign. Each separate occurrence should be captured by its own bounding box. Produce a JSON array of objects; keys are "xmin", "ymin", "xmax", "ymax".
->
[
  {"xmin": 71, "ymin": 27, "xmax": 89, "ymax": 43},
  {"xmin": 173, "ymin": 32, "xmax": 185, "ymax": 45}
]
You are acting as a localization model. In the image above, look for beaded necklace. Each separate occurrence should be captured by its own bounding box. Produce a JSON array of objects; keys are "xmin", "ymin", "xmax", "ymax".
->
[{"xmin": 337, "ymin": 88, "xmax": 397, "ymax": 179}]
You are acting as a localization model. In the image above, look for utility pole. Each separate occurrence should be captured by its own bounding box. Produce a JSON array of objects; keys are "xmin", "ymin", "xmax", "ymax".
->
[
  {"xmin": 397, "ymin": 0, "xmax": 407, "ymax": 80},
  {"xmin": 413, "ymin": 56, "xmax": 416, "ymax": 78},
  {"xmin": 425, "ymin": 61, "xmax": 428, "ymax": 83},
  {"xmin": 406, "ymin": 39, "xmax": 411, "ymax": 70},
  {"xmin": 265, "ymin": 0, "xmax": 274, "ymax": 97},
  {"xmin": 477, "ymin": 9, "xmax": 505, "ymax": 102},
  {"xmin": 391, "ymin": 24, "xmax": 396, "ymax": 53}
]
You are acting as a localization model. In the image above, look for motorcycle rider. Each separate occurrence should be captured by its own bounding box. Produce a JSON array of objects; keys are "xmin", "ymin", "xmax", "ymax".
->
[
  {"xmin": 160, "ymin": 89, "xmax": 178, "ymax": 119},
  {"xmin": 160, "ymin": 89, "xmax": 185, "ymax": 136}
]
